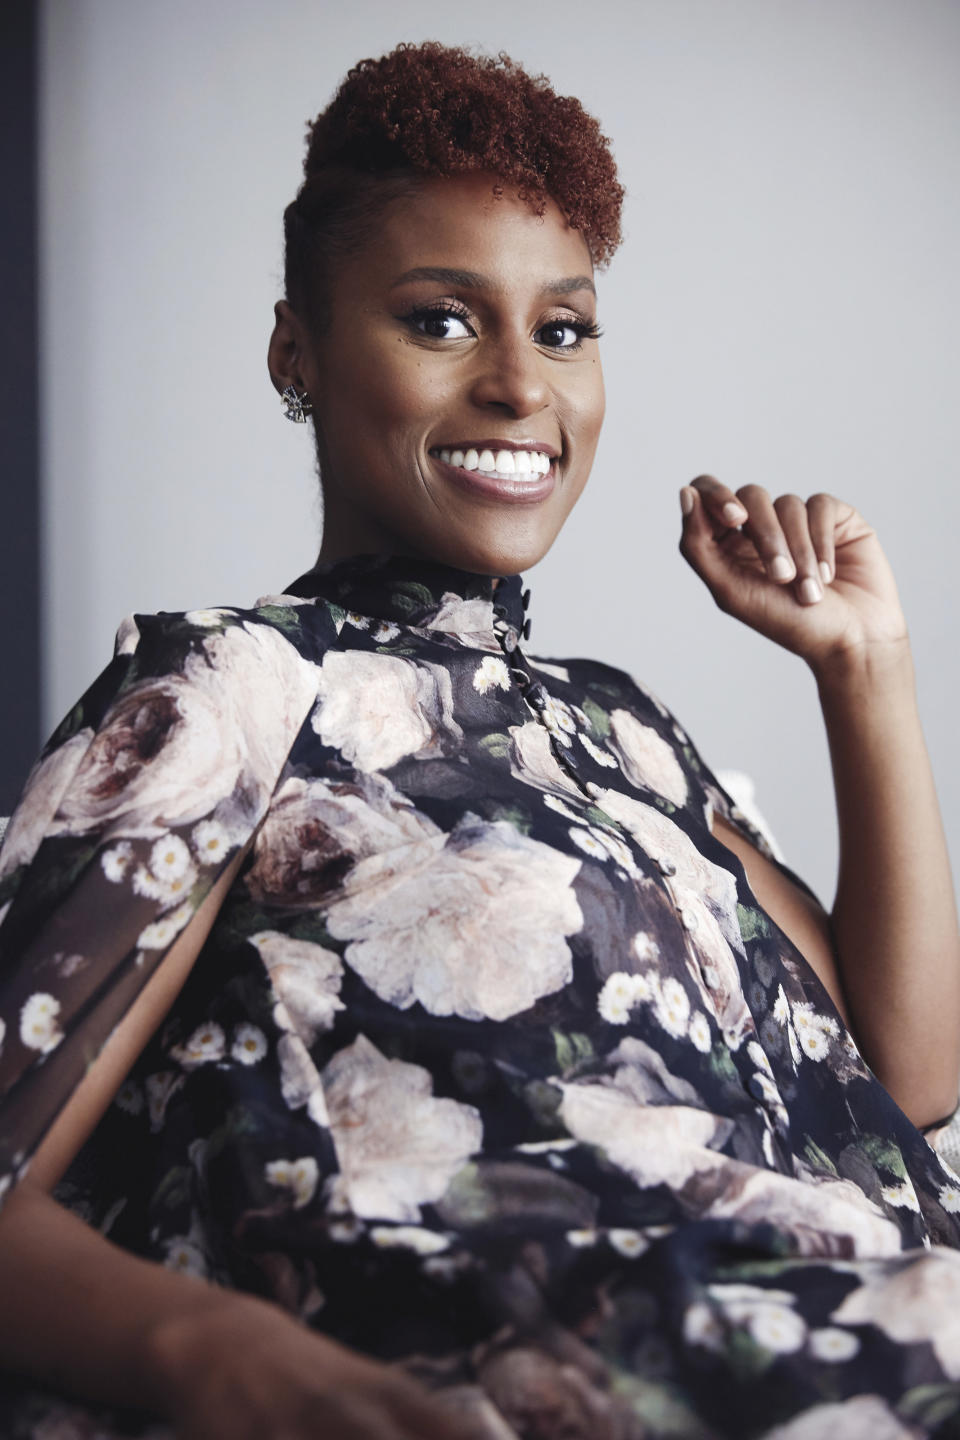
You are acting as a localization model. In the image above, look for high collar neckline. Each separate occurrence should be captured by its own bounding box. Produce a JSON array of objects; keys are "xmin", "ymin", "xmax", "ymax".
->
[{"xmin": 284, "ymin": 553, "xmax": 527, "ymax": 634}]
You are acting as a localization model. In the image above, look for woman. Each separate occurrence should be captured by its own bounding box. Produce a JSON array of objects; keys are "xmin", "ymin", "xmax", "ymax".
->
[{"xmin": 1, "ymin": 41, "xmax": 959, "ymax": 1440}]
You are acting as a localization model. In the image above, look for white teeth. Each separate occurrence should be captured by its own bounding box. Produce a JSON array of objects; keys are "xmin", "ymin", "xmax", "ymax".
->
[{"xmin": 435, "ymin": 447, "xmax": 553, "ymax": 479}]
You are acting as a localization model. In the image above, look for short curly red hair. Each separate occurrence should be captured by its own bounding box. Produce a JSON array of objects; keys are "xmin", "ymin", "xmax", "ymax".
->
[{"xmin": 284, "ymin": 42, "xmax": 624, "ymax": 328}]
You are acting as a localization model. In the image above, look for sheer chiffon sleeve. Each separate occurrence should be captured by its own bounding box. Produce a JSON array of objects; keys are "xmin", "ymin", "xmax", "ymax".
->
[{"xmin": 0, "ymin": 602, "xmax": 332, "ymax": 1207}]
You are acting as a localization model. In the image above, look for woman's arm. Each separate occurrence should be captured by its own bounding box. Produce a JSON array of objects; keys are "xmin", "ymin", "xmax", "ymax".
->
[
  {"xmin": 680, "ymin": 479, "xmax": 960, "ymax": 1128},
  {"xmin": 0, "ymin": 1180, "xmax": 465, "ymax": 1440},
  {"xmin": 0, "ymin": 853, "xmax": 465, "ymax": 1439}
]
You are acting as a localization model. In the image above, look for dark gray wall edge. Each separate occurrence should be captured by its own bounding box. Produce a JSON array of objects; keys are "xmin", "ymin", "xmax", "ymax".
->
[{"xmin": 0, "ymin": 1, "xmax": 41, "ymax": 814}]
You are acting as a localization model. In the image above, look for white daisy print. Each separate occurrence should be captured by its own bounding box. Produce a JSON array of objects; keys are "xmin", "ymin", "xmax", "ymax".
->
[
  {"xmin": 939, "ymin": 1184, "xmax": 960, "ymax": 1213},
  {"xmin": 472, "ymin": 655, "xmax": 510, "ymax": 694},
  {"xmin": 163, "ymin": 1237, "xmax": 207, "ymax": 1276},
  {"xmin": 654, "ymin": 977, "xmax": 691, "ymax": 1039},
  {"xmin": 746, "ymin": 1303, "xmax": 807, "ymax": 1354},
  {"xmin": 881, "ymin": 1180, "xmax": 921, "ymax": 1212},
  {"xmin": 101, "ymin": 842, "xmax": 133, "ymax": 884},
  {"xmin": 231, "ymin": 1023, "xmax": 268, "ymax": 1066},
  {"xmin": 149, "ymin": 834, "xmax": 192, "ymax": 881},
  {"xmin": 184, "ymin": 607, "xmax": 236, "ymax": 627},
  {"xmin": 579, "ymin": 732, "xmax": 617, "ymax": 767},
  {"xmin": 688, "ymin": 1011, "xmax": 712, "ymax": 1054},
  {"xmin": 329, "ymin": 1216, "xmax": 364, "ymax": 1244},
  {"xmin": 137, "ymin": 902, "xmax": 194, "ymax": 950},
  {"xmin": 192, "ymin": 818, "xmax": 232, "ymax": 865},
  {"xmin": 569, "ymin": 827, "xmax": 609, "ymax": 860},
  {"xmin": 797, "ymin": 1026, "xmax": 830, "ymax": 1062},
  {"xmin": 773, "ymin": 986, "xmax": 790, "ymax": 1025},
  {"xmin": 172, "ymin": 1021, "xmax": 226, "ymax": 1069},
  {"xmin": 792, "ymin": 1002, "xmax": 839, "ymax": 1040},
  {"xmin": 598, "ymin": 971, "xmax": 648, "ymax": 1025},
  {"xmin": 608, "ymin": 1229, "xmax": 648, "ymax": 1258},
  {"xmin": 369, "ymin": 1225, "xmax": 450, "ymax": 1255},
  {"xmin": 787, "ymin": 1024, "xmax": 801, "ymax": 1066},
  {"xmin": 372, "ymin": 621, "xmax": 401, "ymax": 643},
  {"xmin": 683, "ymin": 1302, "xmax": 725, "ymax": 1352},
  {"xmin": 808, "ymin": 1326, "xmax": 860, "ymax": 1362},
  {"xmin": 266, "ymin": 1156, "xmax": 319, "ymax": 1209},
  {"xmin": 566, "ymin": 1228, "xmax": 599, "ymax": 1248},
  {"xmin": 543, "ymin": 695, "xmax": 577, "ymax": 734},
  {"xmin": 632, "ymin": 932, "xmax": 660, "ymax": 963},
  {"xmin": 542, "ymin": 793, "xmax": 582, "ymax": 822},
  {"xmin": 133, "ymin": 860, "xmax": 197, "ymax": 906},
  {"xmin": 747, "ymin": 1041, "xmax": 773, "ymax": 1076},
  {"xmin": 19, "ymin": 993, "xmax": 63, "ymax": 1053}
]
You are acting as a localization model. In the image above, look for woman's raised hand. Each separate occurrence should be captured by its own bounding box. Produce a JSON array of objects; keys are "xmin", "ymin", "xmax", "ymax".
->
[
  {"xmin": 150, "ymin": 1294, "xmax": 475, "ymax": 1440},
  {"xmin": 678, "ymin": 476, "xmax": 909, "ymax": 677}
]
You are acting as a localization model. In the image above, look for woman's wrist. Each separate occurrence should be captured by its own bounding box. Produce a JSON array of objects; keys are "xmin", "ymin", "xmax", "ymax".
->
[
  {"xmin": 810, "ymin": 632, "xmax": 914, "ymax": 700},
  {"xmin": 137, "ymin": 1288, "xmax": 269, "ymax": 1418}
]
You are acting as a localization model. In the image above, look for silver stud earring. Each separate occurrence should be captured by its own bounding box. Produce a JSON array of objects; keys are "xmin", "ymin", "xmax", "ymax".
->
[{"xmin": 280, "ymin": 385, "xmax": 312, "ymax": 423}]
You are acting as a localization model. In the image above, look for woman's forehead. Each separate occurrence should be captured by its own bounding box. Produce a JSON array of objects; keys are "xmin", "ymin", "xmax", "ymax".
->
[{"xmin": 339, "ymin": 173, "xmax": 596, "ymax": 295}]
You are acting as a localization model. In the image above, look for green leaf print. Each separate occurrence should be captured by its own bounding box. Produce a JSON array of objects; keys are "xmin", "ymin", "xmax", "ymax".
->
[
  {"xmin": 479, "ymin": 732, "xmax": 512, "ymax": 761},
  {"xmin": 552, "ymin": 1029, "xmax": 594, "ymax": 1074},
  {"xmin": 803, "ymin": 1136, "xmax": 839, "ymax": 1176},
  {"xmin": 709, "ymin": 1047, "xmax": 740, "ymax": 1087},
  {"xmin": 580, "ymin": 697, "xmax": 611, "ymax": 738},
  {"xmin": 254, "ymin": 605, "xmax": 302, "ymax": 635},
  {"xmin": 899, "ymin": 1385, "xmax": 960, "ymax": 1428},
  {"xmin": 737, "ymin": 904, "xmax": 773, "ymax": 942},
  {"xmin": 391, "ymin": 582, "xmax": 436, "ymax": 613},
  {"xmin": 861, "ymin": 1134, "xmax": 908, "ymax": 1179},
  {"xmin": 488, "ymin": 804, "xmax": 532, "ymax": 834},
  {"xmin": 48, "ymin": 699, "xmax": 87, "ymax": 748}
]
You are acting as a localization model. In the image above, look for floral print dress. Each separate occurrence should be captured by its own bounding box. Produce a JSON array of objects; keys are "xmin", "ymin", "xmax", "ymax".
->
[{"xmin": 2, "ymin": 553, "xmax": 960, "ymax": 1440}]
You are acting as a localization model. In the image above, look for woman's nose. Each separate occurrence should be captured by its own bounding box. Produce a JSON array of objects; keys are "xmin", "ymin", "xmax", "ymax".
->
[{"xmin": 469, "ymin": 337, "xmax": 549, "ymax": 418}]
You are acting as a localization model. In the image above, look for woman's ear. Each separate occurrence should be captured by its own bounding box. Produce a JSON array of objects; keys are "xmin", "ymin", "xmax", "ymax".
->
[{"xmin": 267, "ymin": 300, "xmax": 313, "ymax": 397}]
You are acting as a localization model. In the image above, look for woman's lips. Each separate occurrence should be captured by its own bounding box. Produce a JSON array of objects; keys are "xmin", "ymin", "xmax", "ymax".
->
[{"xmin": 429, "ymin": 444, "xmax": 558, "ymax": 504}]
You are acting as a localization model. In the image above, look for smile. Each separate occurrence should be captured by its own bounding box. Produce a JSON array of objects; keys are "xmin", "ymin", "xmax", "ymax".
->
[{"xmin": 431, "ymin": 446, "xmax": 553, "ymax": 481}]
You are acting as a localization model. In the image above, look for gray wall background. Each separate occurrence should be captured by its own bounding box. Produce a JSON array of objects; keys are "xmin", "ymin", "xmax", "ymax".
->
[{"xmin": 39, "ymin": 0, "xmax": 960, "ymax": 904}]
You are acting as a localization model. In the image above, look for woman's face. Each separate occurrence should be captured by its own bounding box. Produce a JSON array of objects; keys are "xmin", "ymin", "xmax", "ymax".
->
[{"xmin": 269, "ymin": 172, "xmax": 605, "ymax": 576}]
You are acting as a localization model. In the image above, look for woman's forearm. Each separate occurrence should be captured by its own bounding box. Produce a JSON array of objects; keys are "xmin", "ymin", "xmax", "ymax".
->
[
  {"xmin": 0, "ymin": 1177, "xmax": 241, "ymax": 1415},
  {"xmin": 816, "ymin": 640, "xmax": 960, "ymax": 1127}
]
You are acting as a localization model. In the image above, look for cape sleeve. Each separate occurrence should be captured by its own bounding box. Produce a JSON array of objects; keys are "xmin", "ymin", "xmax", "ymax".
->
[{"xmin": 0, "ymin": 600, "xmax": 336, "ymax": 1208}]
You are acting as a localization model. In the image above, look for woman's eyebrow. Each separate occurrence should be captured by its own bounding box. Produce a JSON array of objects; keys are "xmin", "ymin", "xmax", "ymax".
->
[{"xmin": 390, "ymin": 265, "xmax": 596, "ymax": 297}]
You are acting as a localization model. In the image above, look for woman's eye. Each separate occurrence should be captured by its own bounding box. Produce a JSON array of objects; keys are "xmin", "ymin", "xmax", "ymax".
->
[
  {"xmin": 410, "ymin": 308, "xmax": 472, "ymax": 340},
  {"xmin": 536, "ymin": 321, "xmax": 596, "ymax": 350}
]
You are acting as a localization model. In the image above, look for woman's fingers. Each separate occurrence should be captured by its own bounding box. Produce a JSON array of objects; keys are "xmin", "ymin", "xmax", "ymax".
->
[
  {"xmin": 774, "ymin": 493, "xmax": 822, "ymax": 606},
  {"xmin": 683, "ymin": 478, "xmax": 840, "ymax": 606},
  {"xmin": 687, "ymin": 474, "xmax": 748, "ymax": 530},
  {"xmin": 807, "ymin": 491, "xmax": 837, "ymax": 584}
]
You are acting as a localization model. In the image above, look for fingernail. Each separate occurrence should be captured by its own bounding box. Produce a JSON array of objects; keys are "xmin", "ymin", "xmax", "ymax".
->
[
  {"xmin": 769, "ymin": 555, "xmax": 795, "ymax": 582},
  {"xmin": 722, "ymin": 501, "xmax": 747, "ymax": 525},
  {"xmin": 680, "ymin": 488, "xmax": 694, "ymax": 516},
  {"xmin": 800, "ymin": 576, "xmax": 823, "ymax": 605},
  {"xmin": 819, "ymin": 561, "xmax": 832, "ymax": 585}
]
